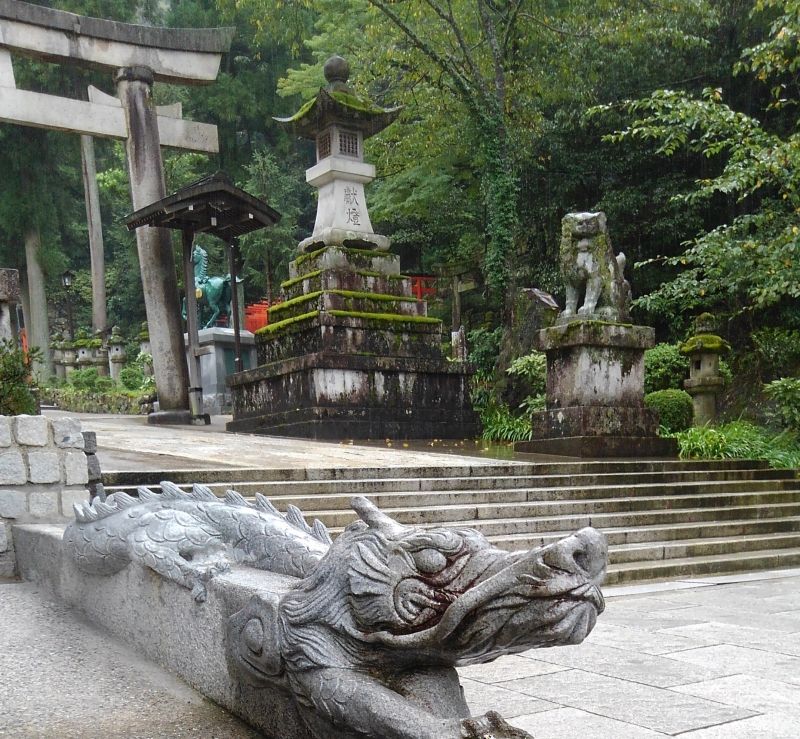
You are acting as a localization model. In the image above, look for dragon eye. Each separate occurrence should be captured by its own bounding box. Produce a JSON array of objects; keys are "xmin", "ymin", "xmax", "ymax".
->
[{"xmin": 413, "ymin": 548, "xmax": 447, "ymax": 574}]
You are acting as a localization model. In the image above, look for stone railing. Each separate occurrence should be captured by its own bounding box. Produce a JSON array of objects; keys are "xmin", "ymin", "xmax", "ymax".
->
[{"xmin": 0, "ymin": 415, "xmax": 90, "ymax": 577}]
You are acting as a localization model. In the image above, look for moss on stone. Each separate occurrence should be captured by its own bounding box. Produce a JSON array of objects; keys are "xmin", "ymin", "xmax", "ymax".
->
[
  {"xmin": 269, "ymin": 291, "xmax": 324, "ymax": 316},
  {"xmin": 292, "ymin": 247, "xmax": 327, "ymax": 270},
  {"xmin": 281, "ymin": 269, "xmax": 323, "ymax": 290},
  {"xmin": 680, "ymin": 334, "xmax": 731, "ymax": 355},
  {"xmin": 255, "ymin": 310, "xmax": 320, "ymax": 337},
  {"xmin": 329, "ymin": 289, "xmax": 419, "ymax": 304},
  {"xmin": 328, "ymin": 309, "xmax": 441, "ymax": 325},
  {"xmin": 329, "ymin": 90, "xmax": 386, "ymax": 114}
]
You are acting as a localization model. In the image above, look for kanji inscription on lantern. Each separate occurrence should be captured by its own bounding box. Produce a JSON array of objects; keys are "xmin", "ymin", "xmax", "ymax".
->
[
  {"xmin": 344, "ymin": 186, "xmax": 359, "ymax": 207},
  {"xmin": 345, "ymin": 207, "xmax": 361, "ymax": 226}
]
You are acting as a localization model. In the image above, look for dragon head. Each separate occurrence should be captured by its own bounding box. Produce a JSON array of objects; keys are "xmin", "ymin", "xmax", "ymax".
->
[{"xmin": 268, "ymin": 497, "xmax": 607, "ymax": 670}]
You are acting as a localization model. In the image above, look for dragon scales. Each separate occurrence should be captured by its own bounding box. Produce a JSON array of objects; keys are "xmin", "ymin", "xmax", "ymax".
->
[{"xmin": 64, "ymin": 482, "xmax": 607, "ymax": 739}]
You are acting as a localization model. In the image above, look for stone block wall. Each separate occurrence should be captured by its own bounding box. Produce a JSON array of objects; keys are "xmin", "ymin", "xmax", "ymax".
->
[{"xmin": 0, "ymin": 415, "xmax": 90, "ymax": 578}]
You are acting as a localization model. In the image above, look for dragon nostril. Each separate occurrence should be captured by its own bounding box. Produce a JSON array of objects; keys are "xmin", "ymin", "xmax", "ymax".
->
[
  {"xmin": 573, "ymin": 549, "xmax": 590, "ymax": 573},
  {"xmin": 243, "ymin": 618, "xmax": 264, "ymax": 655}
]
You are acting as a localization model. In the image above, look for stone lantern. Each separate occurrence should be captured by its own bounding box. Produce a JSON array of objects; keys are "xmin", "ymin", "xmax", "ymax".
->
[
  {"xmin": 226, "ymin": 56, "xmax": 479, "ymax": 439},
  {"xmin": 681, "ymin": 313, "xmax": 730, "ymax": 426},
  {"xmin": 107, "ymin": 325, "xmax": 127, "ymax": 382}
]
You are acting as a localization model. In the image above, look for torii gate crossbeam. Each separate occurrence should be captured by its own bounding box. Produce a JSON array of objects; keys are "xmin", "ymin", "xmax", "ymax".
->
[{"xmin": 0, "ymin": 0, "xmax": 234, "ymax": 423}]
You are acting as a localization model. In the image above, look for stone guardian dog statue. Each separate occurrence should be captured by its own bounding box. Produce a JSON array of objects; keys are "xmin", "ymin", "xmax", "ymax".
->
[{"xmin": 558, "ymin": 211, "xmax": 631, "ymax": 324}]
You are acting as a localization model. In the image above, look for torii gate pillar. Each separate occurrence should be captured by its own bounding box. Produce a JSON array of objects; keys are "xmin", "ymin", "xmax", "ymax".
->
[{"xmin": 116, "ymin": 66, "xmax": 190, "ymax": 421}]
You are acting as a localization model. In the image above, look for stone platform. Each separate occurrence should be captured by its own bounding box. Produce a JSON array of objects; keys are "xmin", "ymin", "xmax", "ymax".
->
[
  {"xmin": 227, "ymin": 245, "xmax": 479, "ymax": 439},
  {"xmin": 520, "ymin": 321, "xmax": 677, "ymax": 458}
]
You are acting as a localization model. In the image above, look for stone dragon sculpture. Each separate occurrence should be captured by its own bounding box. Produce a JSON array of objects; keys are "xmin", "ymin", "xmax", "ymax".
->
[
  {"xmin": 559, "ymin": 211, "xmax": 631, "ymax": 324},
  {"xmin": 64, "ymin": 482, "xmax": 607, "ymax": 739}
]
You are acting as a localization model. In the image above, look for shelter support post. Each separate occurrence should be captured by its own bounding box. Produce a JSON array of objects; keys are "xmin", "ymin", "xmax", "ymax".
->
[
  {"xmin": 181, "ymin": 229, "xmax": 207, "ymax": 423},
  {"xmin": 228, "ymin": 238, "xmax": 243, "ymax": 373},
  {"xmin": 116, "ymin": 65, "xmax": 190, "ymax": 423}
]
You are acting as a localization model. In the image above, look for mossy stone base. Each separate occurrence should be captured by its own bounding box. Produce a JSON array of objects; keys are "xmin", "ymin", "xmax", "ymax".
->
[
  {"xmin": 535, "ymin": 320, "xmax": 654, "ymax": 352},
  {"xmin": 226, "ymin": 353, "xmax": 478, "ymax": 440},
  {"xmin": 517, "ymin": 435, "xmax": 678, "ymax": 458},
  {"xmin": 530, "ymin": 405, "xmax": 660, "ymax": 438}
]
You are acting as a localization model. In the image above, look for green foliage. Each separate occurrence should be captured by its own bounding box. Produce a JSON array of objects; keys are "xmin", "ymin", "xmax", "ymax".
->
[
  {"xmin": 593, "ymin": 4, "xmax": 800, "ymax": 321},
  {"xmin": 645, "ymin": 389, "xmax": 694, "ymax": 433},
  {"xmin": 478, "ymin": 402, "xmax": 532, "ymax": 443},
  {"xmin": 467, "ymin": 327, "xmax": 503, "ymax": 376},
  {"xmin": 64, "ymin": 367, "xmax": 117, "ymax": 393},
  {"xmin": 0, "ymin": 340, "xmax": 39, "ymax": 415},
  {"xmin": 506, "ymin": 352, "xmax": 547, "ymax": 398},
  {"xmin": 118, "ymin": 365, "xmax": 145, "ymax": 392},
  {"xmin": 674, "ymin": 421, "xmax": 800, "ymax": 469},
  {"xmin": 764, "ymin": 377, "xmax": 800, "ymax": 431},
  {"xmin": 752, "ymin": 328, "xmax": 800, "ymax": 380},
  {"xmin": 644, "ymin": 343, "xmax": 689, "ymax": 394}
]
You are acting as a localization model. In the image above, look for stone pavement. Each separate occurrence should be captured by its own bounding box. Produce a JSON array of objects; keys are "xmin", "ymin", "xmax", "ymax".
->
[
  {"xmin": 463, "ymin": 568, "xmax": 800, "ymax": 738},
  {"xmin": 45, "ymin": 411, "xmax": 533, "ymax": 473},
  {"xmin": 3, "ymin": 567, "xmax": 800, "ymax": 737}
]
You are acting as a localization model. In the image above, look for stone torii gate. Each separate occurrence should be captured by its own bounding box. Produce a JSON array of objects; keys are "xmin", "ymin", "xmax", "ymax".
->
[{"xmin": 0, "ymin": 0, "xmax": 233, "ymax": 423}]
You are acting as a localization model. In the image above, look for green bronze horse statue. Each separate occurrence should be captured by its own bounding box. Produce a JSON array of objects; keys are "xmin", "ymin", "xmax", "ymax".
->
[{"xmin": 182, "ymin": 244, "xmax": 232, "ymax": 329}]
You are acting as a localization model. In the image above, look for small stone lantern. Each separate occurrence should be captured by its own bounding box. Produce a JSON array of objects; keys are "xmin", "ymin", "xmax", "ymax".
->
[
  {"xmin": 681, "ymin": 313, "xmax": 730, "ymax": 426},
  {"xmin": 108, "ymin": 325, "xmax": 127, "ymax": 382},
  {"xmin": 275, "ymin": 55, "xmax": 401, "ymax": 253}
]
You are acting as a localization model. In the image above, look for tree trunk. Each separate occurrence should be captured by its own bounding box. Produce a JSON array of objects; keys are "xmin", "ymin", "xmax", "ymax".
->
[
  {"xmin": 80, "ymin": 135, "xmax": 108, "ymax": 335},
  {"xmin": 23, "ymin": 226, "xmax": 52, "ymax": 378}
]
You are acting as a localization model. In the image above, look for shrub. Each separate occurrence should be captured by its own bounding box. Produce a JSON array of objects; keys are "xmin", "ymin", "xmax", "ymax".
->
[
  {"xmin": 119, "ymin": 364, "xmax": 145, "ymax": 391},
  {"xmin": 467, "ymin": 327, "xmax": 503, "ymax": 375},
  {"xmin": 68, "ymin": 367, "xmax": 100, "ymax": 391},
  {"xmin": 674, "ymin": 421, "xmax": 800, "ymax": 469},
  {"xmin": 0, "ymin": 339, "xmax": 39, "ymax": 415},
  {"xmin": 764, "ymin": 377, "xmax": 800, "ymax": 430},
  {"xmin": 644, "ymin": 343, "xmax": 689, "ymax": 394},
  {"xmin": 507, "ymin": 352, "xmax": 546, "ymax": 397},
  {"xmin": 645, "ymin": 389, "xmax": 694, "ymax": 433},
  {"xmin": 479, "ymin": 402, "xmax": 532, "ymax": 442},
  {"xmin": 752, "ymin": 328, "xmax": 800, "ymax": 379}
]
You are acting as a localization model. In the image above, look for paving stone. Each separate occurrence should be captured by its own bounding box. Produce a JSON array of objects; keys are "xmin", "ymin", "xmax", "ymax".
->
[
  {"xmin": 661, "ymin": 604, "xmax": 800, "ymax": 633},
  {"xmin": 28, "ymin": 492, "xmax": 59, "ymax": 518},
  {"xmin": 461, "ymin": 678, "xmax": 557, "ymax": 719},
  {"xmin": 512, "ymin": 706, "xmax": 664, "ymax": 738},
  {"xmin": 459, "ymin": 654, "xmax": 567, "ymax": 684},
  {"xmin": 0, "ymin": 523, "xmax": 7, "ymax": 553},
  {"xmin": 27, "ymin": 451, "xmax": 60, "ymax": 484},
  {"xmin": 13, "ymin": 415, "xmax": 49, "ymax": 446},
  {"xmin": 671, "ymin": 673, "xmax": 800, "ymax": 720},
  {"xmin": 0, "ymin": 451, "xmax": 26, "ymax": 485},
  {"xmin": 529, "ymin": 641, "xmax": 734, "ymax": 688},
  {"xmin": 677, "ymin": 713, "xmax": 800, "ymax": 738},
  {"xmin": 502, "ymin": 669, "xmax": 755, "ymax": 734},
  {"xmin": 659, "ymin": 621, "xmax": 800, "ymax": 657},
  {"xmin": 0, "ymin": 489, "xmax": 26, "ymax": 518},
  {"xmin": 667, "ymin": 643, "xmax": 800, "ymax": 686},
  {"xmin": 0, "ymin": 416, "xmax": 11, "ymax": 447},
  {"xmin": 63, "ymin": 451, "xmax": 89, "ymax": 486},
  {"xmin": 600, "ymin": 608, "xmax": 706, "ymax": 632},
  {"xmin": 50, "ymin": 417, "xmax": 84, "ymax": 449},
  {"xmin": 585, "ymin": 621, "xmax": 717, "ymax": 655}
]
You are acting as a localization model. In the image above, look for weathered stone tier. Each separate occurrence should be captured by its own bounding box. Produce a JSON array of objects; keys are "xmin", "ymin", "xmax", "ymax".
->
[
  {"xmin": 227, "ymin": 353, "xmax": 478, "ymax": 439},
  {"xmin": 228, "ymin": 245, "xmax": 477, "ymax": 439}
]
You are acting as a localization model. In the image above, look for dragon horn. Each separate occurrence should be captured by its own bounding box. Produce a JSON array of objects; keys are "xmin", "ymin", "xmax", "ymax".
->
[{"xmin": 351, "ymin": 496, "xmax": 405, "ymax": 535}]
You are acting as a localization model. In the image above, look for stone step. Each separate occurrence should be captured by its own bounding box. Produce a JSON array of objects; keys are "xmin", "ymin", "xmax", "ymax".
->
[
  {"xmin": 101, "ymin": 458, "xmax": 777, "ymax": 487},
  {"xmin": 105, "ymin": 472, "xmax": 799, "ymax": 501},
  {"xmin": 343, "ymin": 501, "xmax": 800, "ymax": 538},
  {"xmin": 489, "ymin": 516, "xmax": 800, "ymax": 549},
  {"xmin": 605, "ymin": 547, "xmax": 800, "ymax": 584},
  {"xmin": 608, "ymin": 531, "xmax": 800, "ymax": 564},
  {"xmin": 292, "ymin": 489, "xmax": 800, "ymax": 528}
]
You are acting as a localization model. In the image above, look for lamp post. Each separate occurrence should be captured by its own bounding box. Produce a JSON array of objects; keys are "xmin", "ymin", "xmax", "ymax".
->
[{"xmin": 61, "ymin": 269, "xmax": 75, "ymax": 339}]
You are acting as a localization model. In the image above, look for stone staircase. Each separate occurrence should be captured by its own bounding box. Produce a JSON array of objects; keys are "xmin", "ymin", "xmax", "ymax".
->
[{"xmin": 103, "ymin": 459, "xmax": 800, "ymax": 585}]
